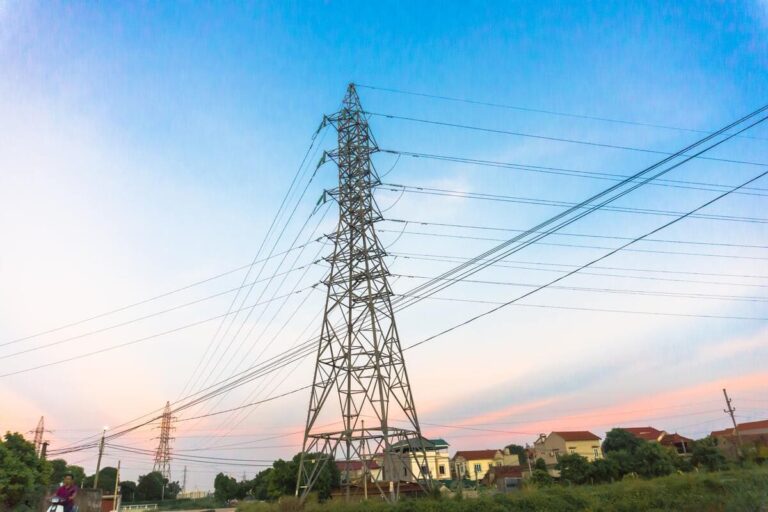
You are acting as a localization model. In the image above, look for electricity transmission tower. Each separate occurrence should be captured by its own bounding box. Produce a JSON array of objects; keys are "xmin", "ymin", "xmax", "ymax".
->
[
  {"xmin": 153, "ymin": 401, "xmax": 175, "ymax": 481},
  {"xmin": 31, "ymin": 416, "xmax": 46, "ymax": 456},
  {"xmin": 296, "ymin": 84, "xmax": 430, "ymax": 502}
]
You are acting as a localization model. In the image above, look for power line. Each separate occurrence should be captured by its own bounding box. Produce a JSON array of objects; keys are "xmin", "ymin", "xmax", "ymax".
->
[
  {"xmin": 389, "ymin": 251, "xmax": 768, "ymax": 281},
  {"xmin": 383, "ymin": 218, "xmax": 768, "ymax": 249},
  {"xmin": 382, "ymin": 228, "xmax": 768, "ymax": 262},
  {"xmin": 388, "ymin": 106, "xmax": 768, "ymax": 314},
  {"xmin": 355, "ymin": 83, "xmax": 768, "ymax": 142},
  {"xmin": 368, "ymin": 112, "xmax": 768, "ymax": 168},
  {"xmin": 379, "ymin": 185, "xmax": 768, "ymax": 224},
  {"xmin": 380, "ymin": 149, "xmax": 768, "ymax": 197},
  {"xmin": 405, "ymin": 162, "xmax": 768, "ymax": 352}
]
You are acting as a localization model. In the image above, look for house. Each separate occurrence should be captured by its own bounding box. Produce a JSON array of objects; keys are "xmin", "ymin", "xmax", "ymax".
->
[
  {"xmin": 336, "ymin": 459, "xmax": 382, "ymax": 485},
  {"xmin": 533, "ymin": 431, "xmax": 602, "ymax": 469},
  {"xmin": 481, "ymin": 465, "xmax": 524, "ymax": 492},
  {"xmin": 621, "ymin": 426, "xmax": 694, "ymax": 454},
  {"xmin": 382, "ymin": 437, "xmax": 451, "ymax": 482},
  {"xmin": 711, "ymin": 419, "xmax": 768, "ymax": 459},
  {"xmin": 450, "ymin": 448, "xmax": 519, "ymax": 481}
]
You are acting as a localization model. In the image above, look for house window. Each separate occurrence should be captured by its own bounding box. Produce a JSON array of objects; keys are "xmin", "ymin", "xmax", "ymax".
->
[
  {"xmin": 568, "ymin": 446, "xmax": 576, "ymax": 453},
  {"xmin": 438, "ymin": 465, "xmax": 446, "ymax": 476},
  {"xmin": 473, "ymin": 463, "xmax": 482, "ymax": 474},
  {"xmin": 421, "ymin": 465, "xmax": 429, "ymax": 476},
  {"xmin": 594, "ymin": 448, "xmax": 600, "ymax": 459}
]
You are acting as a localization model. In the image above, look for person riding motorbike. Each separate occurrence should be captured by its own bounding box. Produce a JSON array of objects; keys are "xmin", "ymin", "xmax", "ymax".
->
[{"xmin": 54, "ymin": 472, "xmax": 78, "ymax": 512}]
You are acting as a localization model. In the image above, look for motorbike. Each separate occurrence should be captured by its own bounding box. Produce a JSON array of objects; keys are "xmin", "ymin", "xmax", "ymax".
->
[{"xmin": 47, "ymin": 496, "xmax": 66, "ymax": 512}]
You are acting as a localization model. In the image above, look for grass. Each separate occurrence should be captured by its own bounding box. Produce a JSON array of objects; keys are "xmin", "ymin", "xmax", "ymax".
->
[{"xmin": 235, "ymin": 468, "xmax": 768, "ymax": 512}]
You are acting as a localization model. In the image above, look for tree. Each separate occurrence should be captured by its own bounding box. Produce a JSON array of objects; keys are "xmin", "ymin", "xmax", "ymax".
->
[
  {"xmin": 214, "ymin": 473, "xmax": 238, "ymax": 502},
  {"xmin": 50, "ymin": 459, "xmax": 68, "ymax": 485},
  {"xmin": 67, "ymin": 465, "xmax": 86, "ymax": 486},
  {"xmin": 0, "ymin": 432, "xmax": 51, "ymax": 509},
  {"xmin": 248, "ymin": 469, "xmax": 272, "ymax": 501},
  {"xmin": 602, "ymin": 428, "xmax": 643, "ymax": 454},
  {"xmin": 587, "ymin": 457, "xmax": 620, "ymax": 483},
  {"xmin": 529, "ymin": 469, "xmax": 553, "ymax": 486},
  {"xmin": 136, "ymin": 471, "xmax": 165, "ymax": 501},
  {"xmin": 604, "ymin": 449, "xmax": 637, "ymax": 477},
  {"xmin": 633, "ymin": 443, "xmax": 674, "ymax": 478},
  {"xmin": 165, "ymin": 481, "xmax": 181, "ymax": 499},
  {"xmin": 84, "ymin": 466, "xmax": 118, "ymax": 494},
  {"xmin": 556, "ymin": 453, "xmax": 590, "ymax": 485},
  {"xmin": 691, "ymin": 437, "xmax": 727, "ymax": 471},
  {"xmin": 504, "ymin": 444, "xmax": 528, "ymax": 464},
  {"xmin": 533, "ymin": 458, "xmax": 548, "ymax": 471},
  {"xmin": 120, "ymin": 481, "xmax": 137, "ymax": 502}
]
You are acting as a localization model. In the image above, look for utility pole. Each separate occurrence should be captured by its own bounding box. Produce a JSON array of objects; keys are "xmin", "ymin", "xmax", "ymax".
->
[
  {"xmin": 722, "ymin": 388, "xmax": 744, "ymax": 457},
  {"xmin": 182, "ymin": 466, "xmax": 187, "ymax": 494},
  {"xmin": 112, "ymin": 461, "xmax": 121, "ymax": 512},
  {"xmin": 94, "ymin": 427, "xmax": 108, "ymax": 489},
  {"xmin": 40, "ymin": 441, "xmax": 49, "ymax": 461},
  {"xmin": 296, "ymin": 83, "xmax": 429, "ymax": 503}
]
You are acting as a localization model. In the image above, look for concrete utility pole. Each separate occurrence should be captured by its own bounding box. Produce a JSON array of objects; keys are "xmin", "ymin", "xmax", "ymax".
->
[
  {"xmin": 722, "ymin": 388, "xmax": 744, "ymax": 457},
  {"xmin": 113, "ymin": 461, "xmax": 121, "ymax": 512},
  {"xmin": 40, "ymin": 441, "xmax": 49, "ymax": 461},
  {"xmin": 182, "ymin": 466, "xmax": 187, "ymax": 493},
  {"xmin": 94, "ymin": 427, "xmax": 108, "ymax": 489}
]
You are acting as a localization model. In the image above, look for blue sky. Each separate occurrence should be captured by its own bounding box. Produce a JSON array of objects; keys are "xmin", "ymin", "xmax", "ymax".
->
[{"xmin": 1, "ymin": 0, "xmax": 767, "ymax": 490}]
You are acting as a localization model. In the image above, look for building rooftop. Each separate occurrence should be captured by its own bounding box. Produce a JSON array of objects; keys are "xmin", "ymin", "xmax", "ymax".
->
[
  {"xmin": 621, "ymin": 426, "xmax": 665, "ymax": 441},
  {"xmin": 551, "ymin": 431, "xmax": 601, "ymax": 442},
  {"xmin": 711, "ymin": 419, "xmax": 768, "ymax": 438},
  {"xmin": 454, "ymin": 449, "xmax": 499, "ymax": 460}
]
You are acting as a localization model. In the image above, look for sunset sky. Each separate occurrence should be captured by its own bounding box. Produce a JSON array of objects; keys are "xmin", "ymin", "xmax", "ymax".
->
[{"xmin": 1, "ymin": 1, "xmax": 767, "ymax": 490}]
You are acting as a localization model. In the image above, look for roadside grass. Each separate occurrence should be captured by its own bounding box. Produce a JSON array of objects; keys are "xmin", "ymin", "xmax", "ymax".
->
[{"xmin": 235, "ymin": 467, "xmax": 768, "ymax": 512}]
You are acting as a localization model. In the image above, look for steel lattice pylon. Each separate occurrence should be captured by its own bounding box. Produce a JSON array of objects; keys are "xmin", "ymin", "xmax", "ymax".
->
[
  {"xmin": 296, "ymin": 84, "xmax": 430, "ymax": 502},
  {"xmin": 153, "ymin": 401, "xmax": 175, "ymax": 481}
]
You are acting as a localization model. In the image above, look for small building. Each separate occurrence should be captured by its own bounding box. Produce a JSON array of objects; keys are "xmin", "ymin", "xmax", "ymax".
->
[
  {"xmin": 621, "ymin": 426, "xmax": 693, "ymax": 454},
  {"xmin": 383, "ymin": 437, "xmax": 451, "ymax": 482},
  {"xmin": 481, "ymin": 465, "xmax": 524, "ymax": 492},
  {"xmin": 336, "ymin": 459, "xmax": 382, "ymax": 485},
  {"xmin": 711, "ymin": 419, "xmax": 768, "ymax": 459},
  {"xmin": 451, "ymin": 448, "xmax": 520, "ymax": 482},
  {"xmin": 533, "ymin": 431, "xmax": 602, "ymax": 470}
]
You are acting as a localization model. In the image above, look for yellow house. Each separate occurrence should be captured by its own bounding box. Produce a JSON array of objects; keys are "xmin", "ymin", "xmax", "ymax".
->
[
  {"xmin": 452, "ymin": 448, "xmax": 522, "ymax": 482},
  {"xmin": 533, "ymin": 431, "xmax": 602, "ymax": 469},
  {"xmin": 383, "ymin": 438, "xmax": 452, "ymax": 482}
]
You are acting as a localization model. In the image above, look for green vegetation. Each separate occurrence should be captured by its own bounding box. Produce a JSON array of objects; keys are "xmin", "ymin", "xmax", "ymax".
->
[
  {"xmin": 233, "ymin": 468, "xmax": 768, "ymax": 512},
  {"xmin": 0, "ymin": 432, "xmax": 52, "ymax": 510},
  {"xmin": 215, "ymin": 453, "xmax": 340, "ymax": 503}
]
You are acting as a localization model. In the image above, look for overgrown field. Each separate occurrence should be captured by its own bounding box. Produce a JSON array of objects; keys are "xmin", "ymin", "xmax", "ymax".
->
[{"xmin": 236, "ymin": 468, "xmax": 768, "ymax": 512}]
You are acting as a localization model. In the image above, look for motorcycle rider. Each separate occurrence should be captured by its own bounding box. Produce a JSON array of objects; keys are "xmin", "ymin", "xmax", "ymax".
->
[{"xmin": 55, "ymin": 473, "xmax": 78, "ymax": 512}]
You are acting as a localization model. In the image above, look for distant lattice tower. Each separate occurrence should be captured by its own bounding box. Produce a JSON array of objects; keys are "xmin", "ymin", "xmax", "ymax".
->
[
  {"xmin": 31, "ymin": 416, "xmax": 45, "ymax": 456},
  {"xmin": 152, "ymin": 402, "xmax": 175, "ymax": 481},
  {"xmin": 296, "ymin": 84, "xmax": 430, "ymax": 502}
]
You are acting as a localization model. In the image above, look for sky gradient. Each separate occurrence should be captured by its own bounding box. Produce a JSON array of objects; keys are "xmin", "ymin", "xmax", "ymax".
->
[{"xmin": 1, "ymin": 0, "xmax": 767, "ymax": 490}]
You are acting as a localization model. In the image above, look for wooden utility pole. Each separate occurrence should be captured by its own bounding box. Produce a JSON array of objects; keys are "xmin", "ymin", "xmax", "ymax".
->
[
  {"xmin": 94, "ymin": 427, "xmax": 107, "ymax": 489},
  {"xmin": 722, "ymin": 388, "xmax": 744, "ymax": 457}
]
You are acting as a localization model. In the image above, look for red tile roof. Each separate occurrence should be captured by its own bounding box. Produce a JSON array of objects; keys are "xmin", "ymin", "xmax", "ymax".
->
[
  {"xmin": 738, "ymin": 419, "xmax": 768, "ymax": 432},
  {"xmin": 490, "ymin": 465, "xmax": 524, "ymax": 478},
  {"xmin": 622, "ymin": 426, "xmax": 665, "ymax": 441},
  {"xmin": 711, "ymin": 419, "xmax": 768, "ymax": 438},
  {"xmin": 662, "ymin": 432, "xmax": 693, "ymax": 444},
  {"xmin": 552, "ymin": 431, "xmax": 600, "ymax": 441},
  {"xmin": 454, "ymin": 449, "xmax": 499, "ymax": 460}
]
